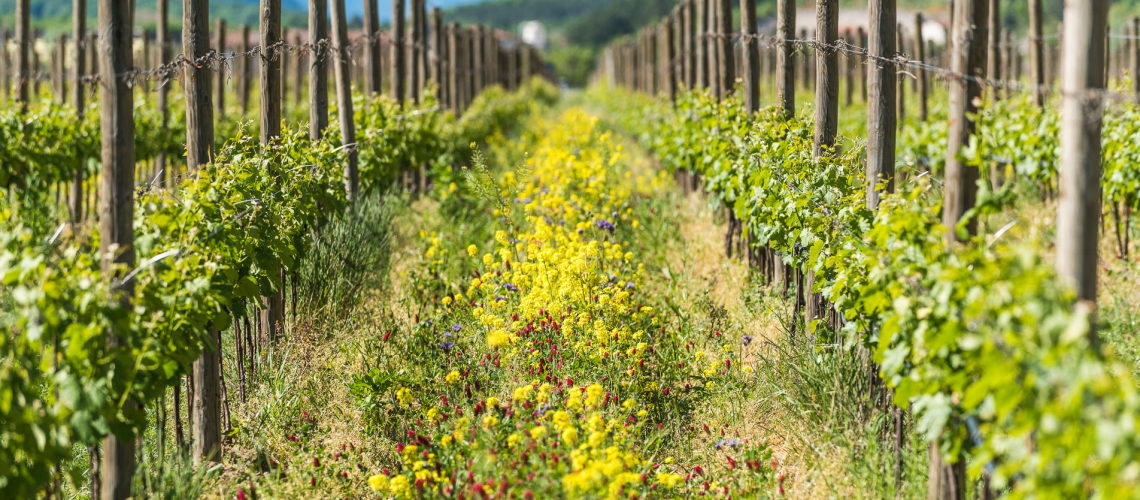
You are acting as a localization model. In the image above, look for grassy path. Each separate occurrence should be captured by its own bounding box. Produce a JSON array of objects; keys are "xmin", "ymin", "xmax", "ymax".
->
[{"xmin": 204, "ymin": 103, "xmax": 932, "ymax": 499}]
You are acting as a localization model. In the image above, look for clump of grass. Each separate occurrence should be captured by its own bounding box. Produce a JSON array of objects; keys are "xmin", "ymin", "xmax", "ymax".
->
[{"xmin": 296, "ymin": 190, "xmax": 401, "ymax": 322}]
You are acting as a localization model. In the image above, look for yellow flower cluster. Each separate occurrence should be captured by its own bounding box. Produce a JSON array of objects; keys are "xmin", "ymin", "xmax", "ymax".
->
[{"xmin": 374, "ymin": 110, "xmax": 723, "ymax": 500}]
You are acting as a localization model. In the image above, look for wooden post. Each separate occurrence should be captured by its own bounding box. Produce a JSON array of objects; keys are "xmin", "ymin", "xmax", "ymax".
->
[
  {"xmin": 215, "ymin": 19, "xmax": 226, "ymax": 117},
  {"xmin": 916, "ymin": 13, "xmax": 928, "ymax": 121},
  {"xmin": 421, "ymin": 1, "xmax": 431, "ymax": 95},
  {"xmin": 15, "ymin": 0, "xmax": 29, "ymax": 109},
  {"xmin": 431, "ymin": 8, "xmax": 443, "ymax": 99},
  {"xmin": 866, "ymin": 0, "xmax": 895, "ymax": 210},
  {"xmin": 843, "ymin": 28, "xmax": 854, "ymax": 107},
  {"xmin": 467, "ymin": 28, "xmax": 477, "ymax": 101},
  {"xmin": 330, "ymin": 0, "xmax": 358, "ymax": 200},
  {"xmin": 32, "ymin": 31, "xmax": 40, "ymax": 97},
  {"xmin": 708, "ymin": 1, "xmax": 721, "ymax": 97},
  {"xmin": 260, "ymin": 0, "xmax": 281, "ymax": 142},
  {"xmin": 1132, "ymin": 17, "xmax": 1140, "ymax": 99},
  {"xmin": 679, "ymin": 2, "xmax": 691, "ymax": 91},
  {"xmin": 1029, "ymin": 0, "xmax": 1045, "ymax": 106},
  {"xmin": 858, "ymin": 26, "xmax": 868, "ymax": 102},
  {"xmin": 716, "ymin": 0, "xmax": 734, "ymax": 97},
  {"xmin": 485, "ymin": 28, "xmax": 497, "ymax": 90},
  {"xmin": 804, "ymin": 0, "xmax": 838, "ymax": 327},
  {"xmin": 258, "ymin": 0, "xmax": 286, "ymax": 383},
  {"xmin": 409, "ymin": 0, "xmax": 422, "ymax": 102},
  {"xmin": 776, "ymin": 0, "xmax": 795, "ymax": 116},
  {"xmin": 363, "ymin": 0, "xmax": 382, "ymax": 96},
  {"xmin": 448, "ymin": 23, "xmax": 458, "ymax": 111},
  {"xmin": 1056, "ymin": 0, "xmax": 1108, "ymax": 341},
  {"xmin": 0, "ymin": 30, "xmax": 9, "ymax": 102},
  {"xmin": 473, "ymin": 25, "xmax": 484, "ymax": 95},
  {"xmin": 183, "ymin": 0, "xmax": 213, "ymax": 172},
  {"xmin": 155, "ymin": 0, "xmax": 170, "ymax": 188},
  {"xmin": 279, "ymin": 29, "xmax": 288, "ymax": 114},
  {"xmin": 667, "ymin": 16, "xmax": 679, "ymax": 102},
  {"xmin": 986, "ymin": 0, "xmax": 1000, "ymax": 98},
  {"xmin": 942, "ymin": 0, "xmax": 988, "ymax": 227},
  {"xmin": 391, "ymin": 0, "xmax": 406, "ymax": 103},
  {"xmin": 651, "ymin": 26, "xmax": 659, "ymax": 95},
  {"xmin": 506, "ymin": 43, "xmax": 517, "ymax": 92},
  {"xmin": 183, "ymin": 0, "xmax": 218, "ymax": 469},
  {"xmin": 98, "ymin": 0, "xmax": 137, "ymax": 493},
  {"xmin": 696, "ymin": 0, "xmax": 708, "ymax": 89},
  {"xmin": 70, "ymin": 0, "xmax": 87, "ymax": 221},
  {"xmin": 52, "ymin": 35, "xmax": 64, "ymax": 103},
  {"xmin": 896, "ymin": 23, "xmax": 906, "ymax": 130},
  {"xmin": 308, "ymin": 0, "xmax": 327, "ymax": 139},
  {"xmin": 292, "ymin": 31, "xmax": 302, "ymax": 108},
  {"xmin": 809, "ymin": 29, "xmax": 819, "ymax": 91},
  {"xmin": 813, "ymin": 0, "xmax": 837, "ymax": 155}
]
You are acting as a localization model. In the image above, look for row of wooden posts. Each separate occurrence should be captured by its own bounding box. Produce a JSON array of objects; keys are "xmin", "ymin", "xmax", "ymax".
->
[
  {"xmin": 601, "ymin": 1, "xmax": 1140, "ymax": 114},
  {"xmin": 1, "ymin": 8, "xmax": 548, "ymax": 118},
  {"xmin": 3, "ymin": 0, "xmax": 546, "ymax": 499},
  {"xmin": 598, "ymin": 1, "xmax": 1112, "ymax": 499}
]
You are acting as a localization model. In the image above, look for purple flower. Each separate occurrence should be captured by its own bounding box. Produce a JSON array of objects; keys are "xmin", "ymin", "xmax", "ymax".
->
[
  {"xmin": 742, "ymin": 335, "xmax": 753, "ymax": 346},
  {"xmin": 504, "ymin": 283, "xmax": 519, "ymax": 292},
  {"xmin": 438, "ymin": 342, "xmax": 455, "ymax": 351},
  {"xmin": 625, "ymin": 282, "xmax": 635, "ymax": 290},
  {"xmin": 452, "ymin": 324, "xmax": 462, "ymax": 332},
  {"xmin": 596, "ymin": 219, "xmax": 615, "ymax": 231},
  {"xmin": 495, "ymin": 295, "xmax": 507, "ymax": 302}
]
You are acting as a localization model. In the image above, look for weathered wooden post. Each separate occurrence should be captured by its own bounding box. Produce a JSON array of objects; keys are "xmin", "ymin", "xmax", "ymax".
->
[
  {"xmin": 362, "ymin": 0, "xmax": 381, "ymax": 98},
  {"xmin": 915, "ymin": 13, "xmax": 928, "ymax": 120},
  {"xmin": 896, "ymin": 23, "xmax": 906, "ymax": 129},
  {"xmin": 716, "ymin": 0, "xmax": 734, "ymax": 97},
  {"xmin": 1029, "ymin": 0, "xmax": 1045, "ymax": 106},
  {"xmin": 15, "ymin": 0, "xmax": 30, "ymax": 109},
  {"xmin": 99, "ymin": 0, "xmax": 138, "ymax": 494},
  {"xmin": 70, "ymin": 0, "xmax": 88, "ymax": 220},
  {"xmin": 800, "ymin": 28, "xmax": 810, "ymax": 92},
  {"xmin": 1056, "ymin": 0, "xmax": 1108, "ymax": 341},
  {"xmin": 843, "ymin": 28, "xmax": 854, "ymax": 107},
  {"xmin": 858, "ymin": 26, "xmax": 868, "ymax": 102},
  {"xmin": 776, "ymin": 0, "xmax": 795, "ymax": 116},
  {"xmin": 308, "ymin": 0, "xmax": 327, "ymax": 139},
  {"xmin": 0, "ymin": 31, "xmax": 8, "ymax": 101},
  {"xmin": 942, "ymin": 0, "xmax": 988, "ymax": 241},
  {"xmin": 257, "ymin": 0, "xmax": 286, "ymax": 365},
  {"xmin": 215, "ymin": 19, "xmax": 226, "ymax": 117},
  {"xmin": 293, "ymin": 31, "xmax": 303, "ymax": 108},
  {"xmin": 696, "ymin": 0, "xmax": 709, "ymax": 89},
  {"xmin": 409, "ymin": 0, "xmax": 422, "ymax": 102},
  {"xmin": 183, "ymin": 0, "xmax": 219, "ymax": 470},
  {"xmin": 52, "ymin": 35, "xmax": 65, "ymax": 103},
  {"xmin": 448, "ymin": 23, "xmax": 459, "ymax": 111},
  {"xmin": 432, "ymin": 7, "xmax": 443, "ymax": 99},
  {"xmin": 1132, "ymin": 17, "xmax": 1140, "ymax": 100},
  {"xmin": 473, "ymin": 25, "xmax": 484, "ymax": 95},
  {"xmin": 330, "ymin": 0, "xmax": 357, "ymax": 200},
  {"xmin": 667, "ymin": 16, "xmax": 679, "ymax": 102},
  {"xmin": 392, "ymin": 0, "xmax": 406, "ymax": 103},
  {"xmin": 804, "ymin": 0, "xmax": 838, "ymax": 327},
  {"xmin": 987, "ymin": 0, "xmax": 1001, "ymax": 98},
  {"xmin": 866, "ymin": 0, "xmax": 895, "ymax": 210},
  {"xmin": 814, "ymin": 0, "xmax": 837, "ymax": 155}
]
